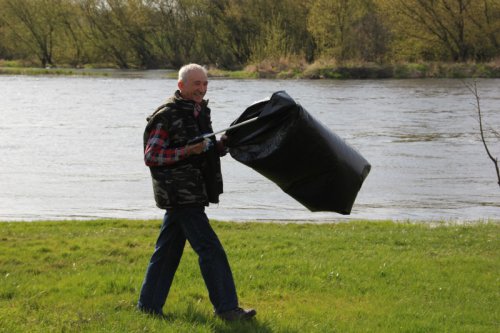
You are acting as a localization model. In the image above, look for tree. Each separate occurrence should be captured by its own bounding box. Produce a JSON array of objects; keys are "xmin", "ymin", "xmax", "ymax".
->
[
  {"xmin": 202, "ymin": 0, "xmax": 258, "ymax": 67},
  {"xmin": 0, "ymin": 0, "xmax": 67, "ymax": 67},
  {"xmin": 103, "ymin": 0, "xmax": 159, "ymax": 68},
  {"xmin": 248, "ymin": 0, "xmax": 314, "ymax": 63},
  {"xmin": 352, "ymin": 2, "xmax": 391, "ymax": 62},
  {"xmin": 386, "ymin": 0, "xmax": 500, "ymax": 62},
  {"xmin": 307, "ymin": 0, "xmax": 363, "ymax": 61},
  {"xmin": 57, "ymin": 1, "xmax": 90, "ymax": 67},
  {"xmin": 79, "ymin": 0, "xmax": 132, "ymax": 68},
  {"xmin": 466, "ymin": 0, "xmax": 500, "ymax": 60},
  {"xmin": 145, "ymin": 0, "xmax": 207, "ymax": 68},
  {"xmin": 466, "ymin": 81, "xmax": 500, "ymax": 188},
  {"xmin": 0, "ymin": 12, "xmax": 9, "ymax": 59}
]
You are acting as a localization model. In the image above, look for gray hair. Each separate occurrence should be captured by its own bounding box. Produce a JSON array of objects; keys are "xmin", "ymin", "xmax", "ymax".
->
[{"xmin": 178, "ymin": 63, "xmax": 207, "ymax": 83}]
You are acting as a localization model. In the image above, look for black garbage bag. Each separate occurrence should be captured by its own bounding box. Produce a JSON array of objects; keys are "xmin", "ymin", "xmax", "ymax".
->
[{"xmin": 225, "ymin": 91, "xmax": 371, "ymax": 215}]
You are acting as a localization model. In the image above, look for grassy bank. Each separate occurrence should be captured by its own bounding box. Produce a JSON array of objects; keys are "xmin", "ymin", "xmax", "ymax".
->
[
  {"xmin": 220, "ymin": 60, "xmax": 500, "ymax": 79},
  {"xmin": 0, "ymin": 219, "xmax": 498, "ymax": 332},
  {"xmin": 2, "ymin": 58, "xmax": 500, "ymax": 79},
  {"xmin": 0, "ymin": 66, "xmax": 110, "ymax": 77}
]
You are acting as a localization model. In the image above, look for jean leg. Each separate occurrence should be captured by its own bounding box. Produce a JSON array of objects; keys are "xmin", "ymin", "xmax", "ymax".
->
[
  {"xmin": 178, "ymin": 207, "xmax": 239, "ymax": 313},
  {"xmin": 138, "ymin": 211, "xmax": 186, "ymax": 313}
]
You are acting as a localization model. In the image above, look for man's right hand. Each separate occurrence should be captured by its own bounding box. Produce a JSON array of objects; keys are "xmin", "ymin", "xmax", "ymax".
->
[{"xmin": 186, "ymin": 138, "xmax": 210, "ymax": 156}]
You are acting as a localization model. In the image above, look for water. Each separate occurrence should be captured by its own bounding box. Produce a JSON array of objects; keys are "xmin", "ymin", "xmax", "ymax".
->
[{"xmin": 0, "ymin": 73, "xmax": 499, "ymax": 222}]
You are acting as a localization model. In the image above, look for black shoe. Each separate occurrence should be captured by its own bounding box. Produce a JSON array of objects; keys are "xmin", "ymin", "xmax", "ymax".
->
[
  {"xmin": 137, "ymin": 305, "xmax": 168, "ymax": 319},
  {"xmin": 217, "ymin": 307, "xmax": 257, "ymax": 321}
]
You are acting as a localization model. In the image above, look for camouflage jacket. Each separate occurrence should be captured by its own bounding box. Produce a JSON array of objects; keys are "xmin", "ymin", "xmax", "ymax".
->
[{"xmin": 144, "ymin": 91, "xmax": 223, "ymax": 209}]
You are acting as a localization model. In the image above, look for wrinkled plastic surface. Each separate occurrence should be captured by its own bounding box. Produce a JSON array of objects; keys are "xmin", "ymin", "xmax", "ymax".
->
[{"xmin": 226, "ymin": 91, "xmax": 371, "ymax": 215}]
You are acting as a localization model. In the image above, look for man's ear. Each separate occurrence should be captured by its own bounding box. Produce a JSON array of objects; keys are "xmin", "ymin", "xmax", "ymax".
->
[{"xmin": 178, "ymin": 80, "xmax": 184, "ymax": 90}]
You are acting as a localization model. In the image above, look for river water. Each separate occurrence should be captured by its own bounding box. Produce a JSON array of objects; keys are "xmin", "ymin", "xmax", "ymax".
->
[{"xmin": 0, "ymin": 72, "xmax": 499, "ymax": 222}]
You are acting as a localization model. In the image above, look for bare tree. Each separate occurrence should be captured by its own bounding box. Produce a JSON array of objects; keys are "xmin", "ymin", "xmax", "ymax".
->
[{"xmin": 466, "ymin": 80, "xmax": 500, "ymax": 188}]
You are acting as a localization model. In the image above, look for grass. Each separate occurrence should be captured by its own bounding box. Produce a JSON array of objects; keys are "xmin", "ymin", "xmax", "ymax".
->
[
  {"xmin": 2, "ymin": 58, "xmax": 500, "ymax": 79},
  {"xmin": 0, "ymin": 66, "xmax": 111, "ymax": 77},
  {"xmin": 211, "ymin": 60, "xmax": 500, "ymax": 79},
  {"xmin": 0, "ymin": 219, "xmax": 498, "ymax": 332}
]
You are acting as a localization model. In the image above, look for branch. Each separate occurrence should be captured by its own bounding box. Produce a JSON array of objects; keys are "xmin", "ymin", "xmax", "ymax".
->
[
  {"xmin": 491, "ymin": 127, "xmax": 500, "ymax": 139},
  {"xmin": 465, "ymin": 80, "xmax": 500, "ymax": 188}
]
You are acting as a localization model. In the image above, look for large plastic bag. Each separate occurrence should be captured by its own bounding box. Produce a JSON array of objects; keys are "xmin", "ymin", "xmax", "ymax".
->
[{"xmin": 226, "ymin": 91, "xmax": 370, "ymax": 215}]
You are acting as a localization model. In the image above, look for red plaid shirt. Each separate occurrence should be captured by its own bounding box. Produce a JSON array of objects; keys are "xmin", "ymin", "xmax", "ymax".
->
[
  {"xmin": 144, "ymin": 104, "xmax": 202, "ymax": 166},
  {"xmin": 144, "ymin": 123, "xmax": 188, "ymax": 166}
]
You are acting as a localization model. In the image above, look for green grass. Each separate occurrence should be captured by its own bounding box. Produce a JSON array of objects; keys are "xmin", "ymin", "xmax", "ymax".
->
[
  {"xmin": 0, "ymin": 219, "xmax": 498, "ymax": 332},
  {"xmin": 0, "ymin": 67, "xmax": 111, "ymax": 77},
  {"xmin": 299, "ymin": 62, "xmax": 500, "ymax": 79},
  {"xmin": 208, "ymin": 69, "xmax": 259, "ymax": 79},
  {"xmin": 3, "ymin": 61, "xmax": 500, "ymax": 79}
]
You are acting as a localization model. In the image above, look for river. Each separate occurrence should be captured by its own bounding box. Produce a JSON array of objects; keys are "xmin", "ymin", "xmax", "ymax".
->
[{"xmin": 0, "ymin": 72, "xmax": 499, "ymax": 222}]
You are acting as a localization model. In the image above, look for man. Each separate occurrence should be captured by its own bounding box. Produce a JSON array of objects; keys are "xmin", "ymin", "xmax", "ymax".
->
[{"xmin": 138, "ymin": 63, "xmax": 256, "ymax": 321}]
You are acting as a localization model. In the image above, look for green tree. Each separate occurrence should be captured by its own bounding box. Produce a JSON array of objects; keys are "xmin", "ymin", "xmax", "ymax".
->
[
  {"xmin": 104, "ymin": 0, "xmax": 159, "ymax": 68},
  {"xmin": 197, "ymin": 0, "xmax": 253, "ymax": 68},
  {"xmin": 56, "ymin": 1, "xmax": 90, "ymax": 66},
  {"xmin": 307, "ymin": 0, "xmax": 390, "ymax": 62},
  {"xmin": 79, "ymin": 0, "xmax": 132, "ymax": 68},
  {"xmin": 0, "ymin": 0, "xmax": 67, "ymax": 67},
  {"xmin": 352, "ymin": 1, "xmax": 390, "ymax": 62},
  {"xmin": 0, "ymin": 11, "xmax": 9, "ymax": 59},
  {"xmin": 385, "ymin": 0, "xmax": 500, "ymax": 61},
  {"xmin": 249, "ymin": 0, "xmax": 313, "ymax": 63},
  {"xmin": 210, "ymin": 0, "xmax": 313, "ymax": 66},
  {"xmin": 466, "ymin": 0, "xmax": 500, "ymax": 60},
  {"xmin": 146, "ymin": 0, "xmax": 207, "ymax": 68},
  {"xmin": 204, "ymin": 0, "xmax": 262, "ymax": 67},
  {"xmin": 307, "ymin": 0, "xmax": 362, "ymax": 61}
]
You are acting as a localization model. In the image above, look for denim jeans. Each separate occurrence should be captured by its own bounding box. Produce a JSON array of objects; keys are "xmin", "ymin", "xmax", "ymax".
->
[{"xmin": 138, "ymin": 206, "xmax": 238, "ymax": 314}]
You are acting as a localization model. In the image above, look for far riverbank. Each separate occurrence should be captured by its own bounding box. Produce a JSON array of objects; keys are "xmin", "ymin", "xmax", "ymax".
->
[{"xmin": 1, "ymin": 60, "xmax": 500, "ymax": 79}]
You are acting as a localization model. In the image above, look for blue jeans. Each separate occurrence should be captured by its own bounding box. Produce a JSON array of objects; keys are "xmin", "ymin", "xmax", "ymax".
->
[{"xmin": 138, "ymin": 206, "xmax": 239, "ymax": 314}]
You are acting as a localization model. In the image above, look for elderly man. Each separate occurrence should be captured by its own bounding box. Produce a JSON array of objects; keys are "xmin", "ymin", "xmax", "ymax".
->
[{"xmin": 138, "ymin": 63, "xmax": 256, "ymax": 321}]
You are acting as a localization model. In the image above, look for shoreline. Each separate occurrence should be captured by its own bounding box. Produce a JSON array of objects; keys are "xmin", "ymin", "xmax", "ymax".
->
[
  {"xmin": 1, "ymin": 61, "xmax": 500, "ymax": 79},
  {"xmin": 1, "ymin": 217, "xmax": 499, "ymax": 226}
]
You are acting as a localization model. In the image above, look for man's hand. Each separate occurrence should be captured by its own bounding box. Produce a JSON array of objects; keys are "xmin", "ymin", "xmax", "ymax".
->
[
  {"xmin": 186, "ymin": 138, "xmax": 210, "ymax": 156},
  {"xmin": 217, "ymin": 134, "xmax": 230, "ymax": 156}
]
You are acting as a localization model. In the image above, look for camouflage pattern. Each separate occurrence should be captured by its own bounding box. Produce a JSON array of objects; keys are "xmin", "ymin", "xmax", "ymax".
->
[{"xmin": 144, "ymin": 91, "xmax": 223, "ymax": 209}]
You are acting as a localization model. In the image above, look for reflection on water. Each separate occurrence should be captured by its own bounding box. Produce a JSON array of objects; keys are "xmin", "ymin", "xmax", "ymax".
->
[{"xmin": 0, "ymin": 74, "xmax": 499, "ymax": 222}]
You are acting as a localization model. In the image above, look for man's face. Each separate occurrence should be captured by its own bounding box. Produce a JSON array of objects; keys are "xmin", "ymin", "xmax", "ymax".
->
[{"xmin": 178, "ymin": 69, "xmax": 208, "ymax": 104}]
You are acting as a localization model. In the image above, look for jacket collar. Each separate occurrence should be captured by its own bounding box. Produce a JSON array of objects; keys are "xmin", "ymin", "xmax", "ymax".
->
[{"xmin": 174, "ymin": 90, "xmax": 209, "ymax": 107}]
